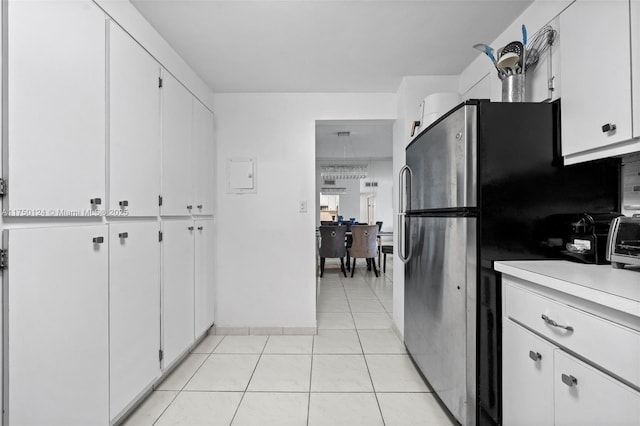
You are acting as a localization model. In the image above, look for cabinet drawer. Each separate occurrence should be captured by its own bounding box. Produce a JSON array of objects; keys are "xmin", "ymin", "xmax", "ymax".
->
[{"xmin": 505, "ymin": 283, "xmax": 640, "ymax": 388}]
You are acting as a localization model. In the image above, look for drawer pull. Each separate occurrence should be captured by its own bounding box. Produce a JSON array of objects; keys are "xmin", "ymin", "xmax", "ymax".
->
[
  {"xmin": 561, "ymin": 373, "xmax": 578, "ymax": 387},
  {"xmin": 528, "ymin": 351, "xmax": 542, "ymax": 361},
  {"xmin": 188, "ymin": 226, "xmax": 194, "ymax": 231},
  {"xmin": 197, "ymin": 226, "xmax": 203, "ymax": 230},
  {"xmin": 118, "ymin": 232, "xmax": 128, "ymax": 239},
  {"xmin": 601, "ymin": 123, "xmax": 616, "ymax": 133},
  {"xmin": 541, "ymin": 314, "xmax": 574, "ymax": 332},
  {"xmin": 197, "ymin": 204, "xmax": 203, "ymax": 209}
]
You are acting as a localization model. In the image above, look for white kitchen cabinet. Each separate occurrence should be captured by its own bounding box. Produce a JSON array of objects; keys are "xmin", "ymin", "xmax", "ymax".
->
[
  {"xmin": 6, "ymin": 0, "xmax": 106, "ymax": 215},
  {"xmin": 162, "ymin": 218, "xmax": 195, "ymax": 368},
  {"xmin": 161, "ymin": 72, "xmax": 193, "ymax": 216},
  {"xmin": 109, "ymin": 222, "xmax": 161, "ymax": 420},
  {"xmin": 502, "ymin": 320, "xmax": 554, "ymax": 426},
  {"xmin": 554, "ymin": 350, "xmax": 640, "ymax": 426},
  {"xmin": 3, "ymin": 225, "xmax": 109, "ymax": 425},
  {"xmin": 194, "ymin": 219, "xmax": 215, "ymax": 336},
  {"xmin": 498, "ymin": 261, "xmax": 640, "ymax": 426},
  {"xmin": 632, "ymin": 0, "xmax": 640, "ymax": 138},
  {"xmin": 192, "ymin": 99, "xmax": 215, "ymax": 216},
  {"xmin": 560, "ymin": 0, "xmax": 636, "ymax": 163},
  {"xmin": 109, "ymin": 21, "xmax": 161, "ymax": 217}
]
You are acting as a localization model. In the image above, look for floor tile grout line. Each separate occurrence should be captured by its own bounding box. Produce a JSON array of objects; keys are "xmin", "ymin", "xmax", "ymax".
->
[
  {"xmin": 355, "ymin": 278, "xmax": 388, "ymax": 426},
  {"xmin": 307, "ymin": 331, "xmax": 316, "ymax": 426},
  {"xmin": 227, "ymin": 335, "xmax": 269, "ymax": 425},
  {"xmin": 150, "ymin": 335, "xmax": 227, "ymax": 425}
]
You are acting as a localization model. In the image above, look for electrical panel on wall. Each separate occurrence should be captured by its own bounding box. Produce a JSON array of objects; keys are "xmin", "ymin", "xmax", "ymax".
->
[{"xmin": 226, "ymin": 158, "xmax": 256, "ymax": 194}]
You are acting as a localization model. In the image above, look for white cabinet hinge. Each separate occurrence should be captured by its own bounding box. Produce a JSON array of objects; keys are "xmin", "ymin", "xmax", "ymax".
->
[
  {"xmin": 158, "ymin": 231, "xmax": 163, "ymax": 242},
  {"xmin": 158, "ymin": 77, "xmax": 163, "ymax": 88},
  {"xmin": 158, "ymin": 195, "xmax": 163, "ymax": 206},
  {"xmin": 0, "ymin": 178, "xmax": 6, "ymax": 196},
  {"xmin": 158, "ymin": 349, "xmax": 163, "ymax": 361}
]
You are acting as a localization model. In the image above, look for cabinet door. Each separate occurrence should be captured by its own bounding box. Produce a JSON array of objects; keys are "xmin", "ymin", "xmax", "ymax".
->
[
  {"xmin": 161, "ymin": 72, "xmax": 193, "ymax": 216},
  {"xmin": 502, "ymin": 320, "xmax": 554, "ymax": 426},
  {"xmin": 162, "ymin": 219, "xmax": 195, "ymax": 368},
  {"xmin": 554, "ymin": 350, "xmax": 640, "ymax": 426},
  {"xmin": 6, "ymin": 1, "xmax": 105, "ymax": 215},
  {"xmin": 632, "ymin": 0, "xmax": 640, "ymax": 137},
  {"xmin": 4, "ymin": 225, "xmax": 109, "ymax": 425},
  {"xmin": 109, "ymin": 22, "xmax": 161, "ymax": 217},
  {"xmin": 109, "ymin": 222, "xmax": 161, "ymax": 420},
  {"xmin": 192, "ymin": 100, "xmax": 215, "ymax": 216},
  {"xmin": 560, "ymin": 1, "xmax": 632, "ymax": 158},
  {"xmin": 194, "ymin": 219, "xmax": 215, "ymax": 336}
]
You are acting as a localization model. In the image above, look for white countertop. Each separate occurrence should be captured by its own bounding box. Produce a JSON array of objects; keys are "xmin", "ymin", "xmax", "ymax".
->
[{"xmin": 494, "ymin": 260, "xmax": 640, "ymax": 318}]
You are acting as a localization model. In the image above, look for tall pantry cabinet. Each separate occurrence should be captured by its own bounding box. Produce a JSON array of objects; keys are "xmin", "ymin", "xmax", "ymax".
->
[{"xmin": 2, "ymin": 1, "xmax": 216, "ymax": 425}]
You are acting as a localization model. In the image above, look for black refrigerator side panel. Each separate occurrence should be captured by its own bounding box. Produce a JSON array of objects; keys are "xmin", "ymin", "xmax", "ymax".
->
[{"xmin": 475, "ymin": 102, "xmax": 620, "ymax": 426}]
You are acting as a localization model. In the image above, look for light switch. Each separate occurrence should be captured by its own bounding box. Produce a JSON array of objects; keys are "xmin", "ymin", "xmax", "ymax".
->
[{"xmin": 299, "ymin": 200, "xmax": 307, "ymax": 213}]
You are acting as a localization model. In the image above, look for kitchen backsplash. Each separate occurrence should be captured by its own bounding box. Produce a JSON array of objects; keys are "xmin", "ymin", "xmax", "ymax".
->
[{"xmin": 622, "ymin": 152, "xmax": 640, "ymax": 216}]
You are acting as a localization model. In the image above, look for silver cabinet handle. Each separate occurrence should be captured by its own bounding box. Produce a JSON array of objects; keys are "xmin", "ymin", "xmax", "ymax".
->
[
  {"xmin": 197, "ymin": 226, "xmax": 203, "ymax": 230},
  {"xmin": 561, "ymin": 374, "xmax": 577, "ymax": 387},
  {"xmin": 197, "ymin": 204, "xmax": 203, "ymax": 209},
  {"xmin": 188, "ymin": 226, "xmax": 194, "ymax": 231},
  {"xmin": 541, "ymin": 314, "xmax": 574, "ymax": 332},
  {"xmin": 90, "ymin": 198, "xmax": 102, "ymax": 206},
  {"xmin": 118, "ymin": 232, "xmax": 128, "ymax": 239},
  {"xmin": 92, "ymin": 236, "xmax": 104, "ymax": 244},
  {"xmin": 119, "ymin": 200, "xmax": 129, "ymax": 207},
  {"xmin": 397, "ymin": 165, "xmax": 413, "ymax": 264},
  {"xmin": 529, "ymin": 351, "xmax": 542, "ymax": 361},
  {"xmin": 601, "ymin": 123, "xmax": 616, "ymax": 133}
]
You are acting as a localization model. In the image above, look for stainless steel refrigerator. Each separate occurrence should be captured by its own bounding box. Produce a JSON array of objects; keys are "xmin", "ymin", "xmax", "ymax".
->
[{"xmin": 398, "ymin": 100, "xmax": 619, "ymax": 426}]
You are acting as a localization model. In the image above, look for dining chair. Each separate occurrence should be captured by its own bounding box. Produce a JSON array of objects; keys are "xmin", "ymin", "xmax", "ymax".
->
[
  {"xmin": 347, "ymin": 224, "xmax": 379, "ymax": 277},
  {"xmin": 318, "ymin": 225, "xmax": 348, "ymax": 277}
]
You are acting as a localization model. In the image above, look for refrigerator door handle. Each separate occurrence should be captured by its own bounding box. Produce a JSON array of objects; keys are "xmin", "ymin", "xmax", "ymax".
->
[{"xmin": 398, "ymin": 165, "xmax": 413, "ymax": 263}]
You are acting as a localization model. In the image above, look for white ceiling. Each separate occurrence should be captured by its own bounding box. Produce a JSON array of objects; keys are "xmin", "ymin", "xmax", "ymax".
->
[
  {"xmin": 131, "ymin": 0, "xmax": 533, "ymax": 93},
  {"xmin": 316, "ymin": 120, "xmax": 393, "ymax": 160}
]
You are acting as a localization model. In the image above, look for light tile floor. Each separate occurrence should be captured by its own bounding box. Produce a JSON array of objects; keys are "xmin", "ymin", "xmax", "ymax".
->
[{"xmin": 122, "ymin": 260, "xmax": 455, "ymax": 426}]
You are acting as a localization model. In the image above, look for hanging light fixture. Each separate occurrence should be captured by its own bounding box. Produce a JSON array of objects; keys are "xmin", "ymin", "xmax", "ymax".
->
[{"xmin": 319, "ymin": 131, "xmax": 368, "ymax": 180}]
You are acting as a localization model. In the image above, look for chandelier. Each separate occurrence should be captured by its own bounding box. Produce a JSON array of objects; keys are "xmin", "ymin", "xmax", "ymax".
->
[
  {"xmin": 320, "ymin": 164, "xmax": 368, "ymax": 180},
  {"xmin": 320, "ymin": 187, "xmax": 348, "ymax": 195}
]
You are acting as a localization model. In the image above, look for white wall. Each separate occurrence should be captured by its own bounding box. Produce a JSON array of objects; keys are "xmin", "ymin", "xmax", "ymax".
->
[
  {"xmin": 391, "ymin": 75, "xmax": 461, "ymax": 337},
  {"xmin": 359, "ymin": 159, "xmax": 393, "ymax": 231},
  {"xmin": 213, "ymin": 93, "xmax": 395, "ymax": 329}
]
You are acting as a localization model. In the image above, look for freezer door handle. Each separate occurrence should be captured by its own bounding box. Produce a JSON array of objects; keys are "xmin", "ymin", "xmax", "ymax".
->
[{"xmin": 398, "ymin": 165, "xmax": 412, "ymax": 213}]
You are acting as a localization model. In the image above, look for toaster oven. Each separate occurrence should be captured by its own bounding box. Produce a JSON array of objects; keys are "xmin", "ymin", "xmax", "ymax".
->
[{"xmin": 606, "ymin": 215, "xmax": 640, "ymax": 269}]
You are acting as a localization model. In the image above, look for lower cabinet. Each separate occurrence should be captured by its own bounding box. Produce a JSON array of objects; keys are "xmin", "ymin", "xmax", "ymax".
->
[
  {"xmin": 195, "ymin": 219, "xmax": 215, "ymax": 336},
  {"xmin": 3, "ymin": 225, "xmax": 110, "ymax": 426},
  {"xmin": 162, "ymin": 218, "xmax": 196, "ymax": 368},
  {"xmin": 502, "ymin": 320, "xmax": 554, "ymax": 426},
  {"xmin": 554, "ymin": 350, "xmax": 640, "ymax": 426},
  {"xmin": 502, "ymin": 279, "xmax": 640, "ymax": 426},
  {"xmin": 109, "ymin": 222, "xmax": 161, "ymax": 420}
]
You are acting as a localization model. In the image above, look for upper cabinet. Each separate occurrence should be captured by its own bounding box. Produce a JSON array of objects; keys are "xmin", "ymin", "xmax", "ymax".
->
[
  {"xmin": 161, "ymin": 72, "xmax": 194, "ymax": 216},
  {"xmin": 560, "ymin": 0, "xmax": 640, "ymax": 164},
  {"xmin": 109, "ymin": 22, "xmax": 161, "ymax": 217},
  {"xmin": 192, "ymin": 99, "xmax": 215, "ymax": 216},
  {"xmin": 6, "ymin": 1, "xmax": 106, "ymax": 215},
  {"xmin": 560, "ymin": 0, "xmax": 634, "ymax": 163},
  {"xmin": 632, "ymin": 0, "xmax": 640, "ymax": 138}
]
